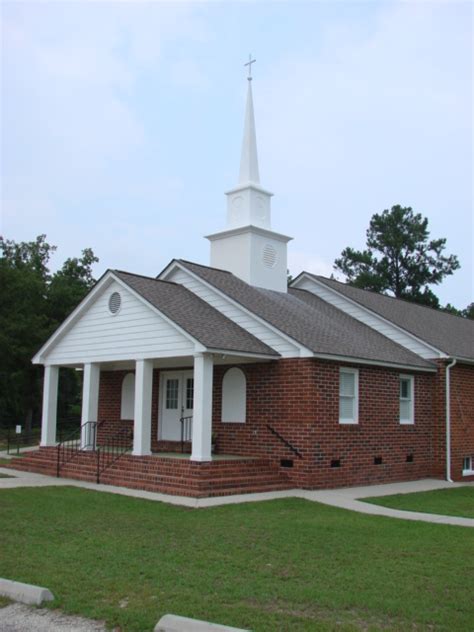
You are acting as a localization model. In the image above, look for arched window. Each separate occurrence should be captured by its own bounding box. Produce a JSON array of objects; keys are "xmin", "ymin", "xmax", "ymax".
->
[
  {"xmin": 221, "ymin": 368, "xmax": 246, "ymax": 423},
  {"xmin": 121, "ymin": 373, "xmax": 135, "ymax": 420}
]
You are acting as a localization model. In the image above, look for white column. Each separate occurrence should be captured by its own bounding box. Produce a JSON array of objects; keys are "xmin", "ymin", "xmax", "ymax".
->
[
  {"xmin": 133, "ymin": 359, "xmax": 153, "ymax": 456},
  {"xmin": 40, "ymin": 365, "xmax": 59, "ymax": 447},
  {"xmin": 191, "ymin": 353, "xmax": 214, "ymax": 462},
  {"xmin": 81, "ymin": 363, "xmax": 101, "ymax": 449}
]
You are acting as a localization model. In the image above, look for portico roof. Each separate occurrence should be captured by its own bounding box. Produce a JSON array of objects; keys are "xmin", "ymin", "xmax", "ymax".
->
[{"xmin": 114, "ymin": 270, "xmax": 279, "ymax": 358}]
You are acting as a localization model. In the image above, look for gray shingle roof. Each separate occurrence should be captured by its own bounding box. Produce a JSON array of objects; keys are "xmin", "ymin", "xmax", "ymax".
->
[
  {"xmin": 306, "ymin": 274, "xmax": 474, "ymax": 361},
  {"xmin": 177, "ymin": 260, "xmax": 434, "ymax": 369},
  {"xmin": 113, "ymin": 270, "xmax": 279, "ymax": 357}
]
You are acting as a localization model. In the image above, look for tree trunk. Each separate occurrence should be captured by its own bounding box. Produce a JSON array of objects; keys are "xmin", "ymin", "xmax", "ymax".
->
[{"xmin": 24, "ymin": 407, "xmax": 33, "ymax": 434}]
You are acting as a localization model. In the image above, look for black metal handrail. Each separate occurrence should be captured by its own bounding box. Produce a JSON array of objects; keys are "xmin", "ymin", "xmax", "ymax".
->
[
  {"xmin": 180, "ymin": 415, "xmax": 193, "ymax": 453},
  {"xmin": 266, "ymin": 424, "xmax": 303, "ymax": 459},
  {"xmin": 5, "ymin": 427, "xmax": 41, "ymax": 455},
  {"xmin": 56, "ymin": 420, "xmax": 103, "ymax": 477},
  {"xmin": 96, "ymin": 426, "xmax": 133, "ymax": 484}
]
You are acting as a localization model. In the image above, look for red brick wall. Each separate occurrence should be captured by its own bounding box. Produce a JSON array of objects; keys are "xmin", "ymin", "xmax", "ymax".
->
[
  {"xmin": 214, "ymin": 359, "xmax": 436, "ymax": 489},
  {"xmin": 97, "ymin": 369, "xmax": 161, "ymax": 452},
  {"xmin": 450, "ymin": 363, "xmax": 474, "ymax": 481},
  {"xmin": 97, "ymin": 357, "xmax": 462, "ymax": 489}
]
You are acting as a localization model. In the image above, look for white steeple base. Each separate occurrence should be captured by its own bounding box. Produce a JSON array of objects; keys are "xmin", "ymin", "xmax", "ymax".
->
[{"xmin": 206, "ymin": 225, "xmax": 292, "ymax": 293}]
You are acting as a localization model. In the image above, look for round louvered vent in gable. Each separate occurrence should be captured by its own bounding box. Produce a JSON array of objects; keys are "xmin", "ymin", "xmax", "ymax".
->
[
  {"xmin": 108, "ymin": 291, "xmax": 121, "ymax": 315},
  {"xmin": 262, "ymin": 243, "xmax": 277, "ymax": 269}
]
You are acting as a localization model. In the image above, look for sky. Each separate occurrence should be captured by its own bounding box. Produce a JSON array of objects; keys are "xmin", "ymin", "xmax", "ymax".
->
[{"xmin": 1, "ymin": 0, "xmax": 473, "ymax": 308}]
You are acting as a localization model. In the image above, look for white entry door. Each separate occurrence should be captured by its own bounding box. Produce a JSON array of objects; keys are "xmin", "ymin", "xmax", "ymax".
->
[{"xmin": 159, "ymin": 371, "xmax": 194, "ymax": 441}]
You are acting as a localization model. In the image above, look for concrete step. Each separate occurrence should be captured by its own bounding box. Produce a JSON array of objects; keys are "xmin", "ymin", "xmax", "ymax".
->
[{"xmin": 6, "ymin": 448, "xmax": 292, "ymax": 498}]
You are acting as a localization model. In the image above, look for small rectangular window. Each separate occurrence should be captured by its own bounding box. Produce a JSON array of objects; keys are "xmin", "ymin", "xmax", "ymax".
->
[
  {"xmin": 165, "ymin": 379, "xmax": 179, "ymax": 410},
  {"xmin": 186, "ymin": 378, "xmax": 194, "ymax": 410},
  {"xmin": 462, "ymin": 456, "xmax": 473, "ymax": 475},
  {"xmin": 399, "ymin": 375, "xmax": 414, "ymax": 424},
  {"xmin": 339, "ymin": 368, "xmax": 359, "ymax": 424}
]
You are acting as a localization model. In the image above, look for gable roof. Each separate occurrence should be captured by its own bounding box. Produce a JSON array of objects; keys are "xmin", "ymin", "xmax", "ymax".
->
[
  {"xmin": 175, "ymin": 260, "xmax": 434, "ymax": 370},
  {"xmin": 113, "ymin": 270, "xmax": 279, "ymax": 358},
  {"xmin": 301, "ymin": 274, "xmax": 474, "ymax": 361}
]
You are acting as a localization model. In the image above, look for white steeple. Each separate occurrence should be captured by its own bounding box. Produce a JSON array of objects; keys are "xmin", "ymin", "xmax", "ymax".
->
[
  {"xmin": 239, "ymin": 78, "xmax": 260, "ymax": 185},
  {"xmin": 206, "ymin": 56, "xmax": 292, "ymax": 293}
]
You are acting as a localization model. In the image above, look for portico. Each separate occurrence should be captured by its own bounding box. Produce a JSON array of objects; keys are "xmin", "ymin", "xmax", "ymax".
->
[
  {"xmin": 39, "ymin": 352, "xmax": 214, "ymax": 462},
  {"xmin": 33, "ymin": 261, "xmax": 278, "ymax": 467}
]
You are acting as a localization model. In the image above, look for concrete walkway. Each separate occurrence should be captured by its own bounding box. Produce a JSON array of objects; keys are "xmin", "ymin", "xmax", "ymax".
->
[
  {"xmin": 0, "ymin": 445, "xmax": 40, "ymax": 460},
  {"xmin": 1, "ymin": 466, "xmax": 472, "ymax": 527}
]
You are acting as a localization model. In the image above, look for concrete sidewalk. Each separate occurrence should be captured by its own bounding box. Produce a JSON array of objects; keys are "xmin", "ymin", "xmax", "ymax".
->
[
  {"xmin": 0, "ymin": 445, "xmax": 40, "ymax": 460},
  {"xmin": 1, "ymin": 466, "xmax": 472, "ymax": 527},
  {"xmin": 303, "ymin": 479, "xmax": 474, "ymax": 527}
]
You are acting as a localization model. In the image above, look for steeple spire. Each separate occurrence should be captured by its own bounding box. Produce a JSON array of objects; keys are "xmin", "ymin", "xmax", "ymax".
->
[
  {"xmin": 239, "ymin": 76, "xmax": 260, "ymax": 185},
  {"xmin": 240, "ymin": 55, "xmax": 259, "ymax": 184}
]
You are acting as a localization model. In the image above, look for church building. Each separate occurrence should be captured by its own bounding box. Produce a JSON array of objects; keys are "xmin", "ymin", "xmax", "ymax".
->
[{"xmin": 13, "ymin": 68, "xmax": 474, "ymax": 497}]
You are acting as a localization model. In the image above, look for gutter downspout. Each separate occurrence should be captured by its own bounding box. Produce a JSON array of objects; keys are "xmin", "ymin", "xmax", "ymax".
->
[{"xmin": 445, "ymin": 358, "xmax": 457, "ymax": 483}]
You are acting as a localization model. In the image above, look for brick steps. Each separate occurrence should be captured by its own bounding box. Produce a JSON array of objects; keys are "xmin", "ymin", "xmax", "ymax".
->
[{"xmin": 6, "ymin": 448, "xmax": 291, "ymax": 498}]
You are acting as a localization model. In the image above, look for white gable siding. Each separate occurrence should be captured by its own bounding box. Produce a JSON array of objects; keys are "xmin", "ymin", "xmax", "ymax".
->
[
  {"xmin": 295, "ymin": 277, "xmax": 442, "ymax": 360},
  {"xmin": 46, "ymin": 281, "xmax": 195, "ymax": 364},
  {"xmin": 167, "ymin": 267, "xmax": 302, "ymax": 357}
]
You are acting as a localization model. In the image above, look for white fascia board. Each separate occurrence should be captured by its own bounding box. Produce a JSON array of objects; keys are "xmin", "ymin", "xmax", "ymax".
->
[
  {"xmin": 159, "ymin": 261, "xmax": 313, "ymax": 357},
  {"xmin": 312, "ymin": 352, "xmax": 436, "ymax": 373},
  {"xmin": 292, "ymin": 273, "xmax": 446, "ymax": 360},
  {"xmin": 449, "ymin": 356, "xmax": 474, "ymax": 365},
  {"xmin": 34, "ymin": 271, "xmax": 206, "ymax": 366},
  {"xmin": 206, "ymin": 348, "xmax": 279, "ymax": 360},
  {"xmin": 33, "ymin": 272, "xmax": 116, "ymax": 364}
]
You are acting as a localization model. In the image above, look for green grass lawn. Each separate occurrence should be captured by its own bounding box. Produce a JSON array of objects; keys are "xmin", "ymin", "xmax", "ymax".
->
[
  {"xmin": 0, "ymin": 487, "xmax": 473, "ymax": 632},
  {"xmin": 365, "ymin": 486, "xmax": 474, "ymax": 520}
]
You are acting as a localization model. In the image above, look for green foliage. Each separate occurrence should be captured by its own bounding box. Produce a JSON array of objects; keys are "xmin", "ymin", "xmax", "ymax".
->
[
  {"xmin": 0, "ymin": 235, "xmax": 98, "ymax": 427},
  {"xmin": 463, "ymin": 302, "xmax": 474, "ymax": 320},
  {"xmin": 334, "ymin": 205, "xmax": 460, "ymax": 308}
]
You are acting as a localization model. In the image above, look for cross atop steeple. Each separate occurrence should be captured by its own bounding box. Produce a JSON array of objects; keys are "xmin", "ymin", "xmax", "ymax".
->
[{"xmin": 244, "ymin": 54, "xmax": 256, "ymax": 81}]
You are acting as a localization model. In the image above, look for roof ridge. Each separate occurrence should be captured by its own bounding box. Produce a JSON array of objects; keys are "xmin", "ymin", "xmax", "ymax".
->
[
  {"xmin": 113, "ymin": 269, "xmax": 180, "ymax": 287},
  {"xmin": 178, "ymin": 259, "xmax": 233, "ymax": 275},
  {"xmin": 311, "ymin": 273, "xmax": 472, "ymax": 323}
]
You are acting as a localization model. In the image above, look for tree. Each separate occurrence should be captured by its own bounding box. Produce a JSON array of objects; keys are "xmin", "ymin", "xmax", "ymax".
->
[
  {"xmin": 334, "ymin": 205, "xmax": 460, "ymax": 308},
  {"xmin": 0, "ymin": 235, "xmax": 98, "ymax": 430},
  {"xmin": 462, "ymin": 303, "xmax": 474, "ymax": 320}
]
